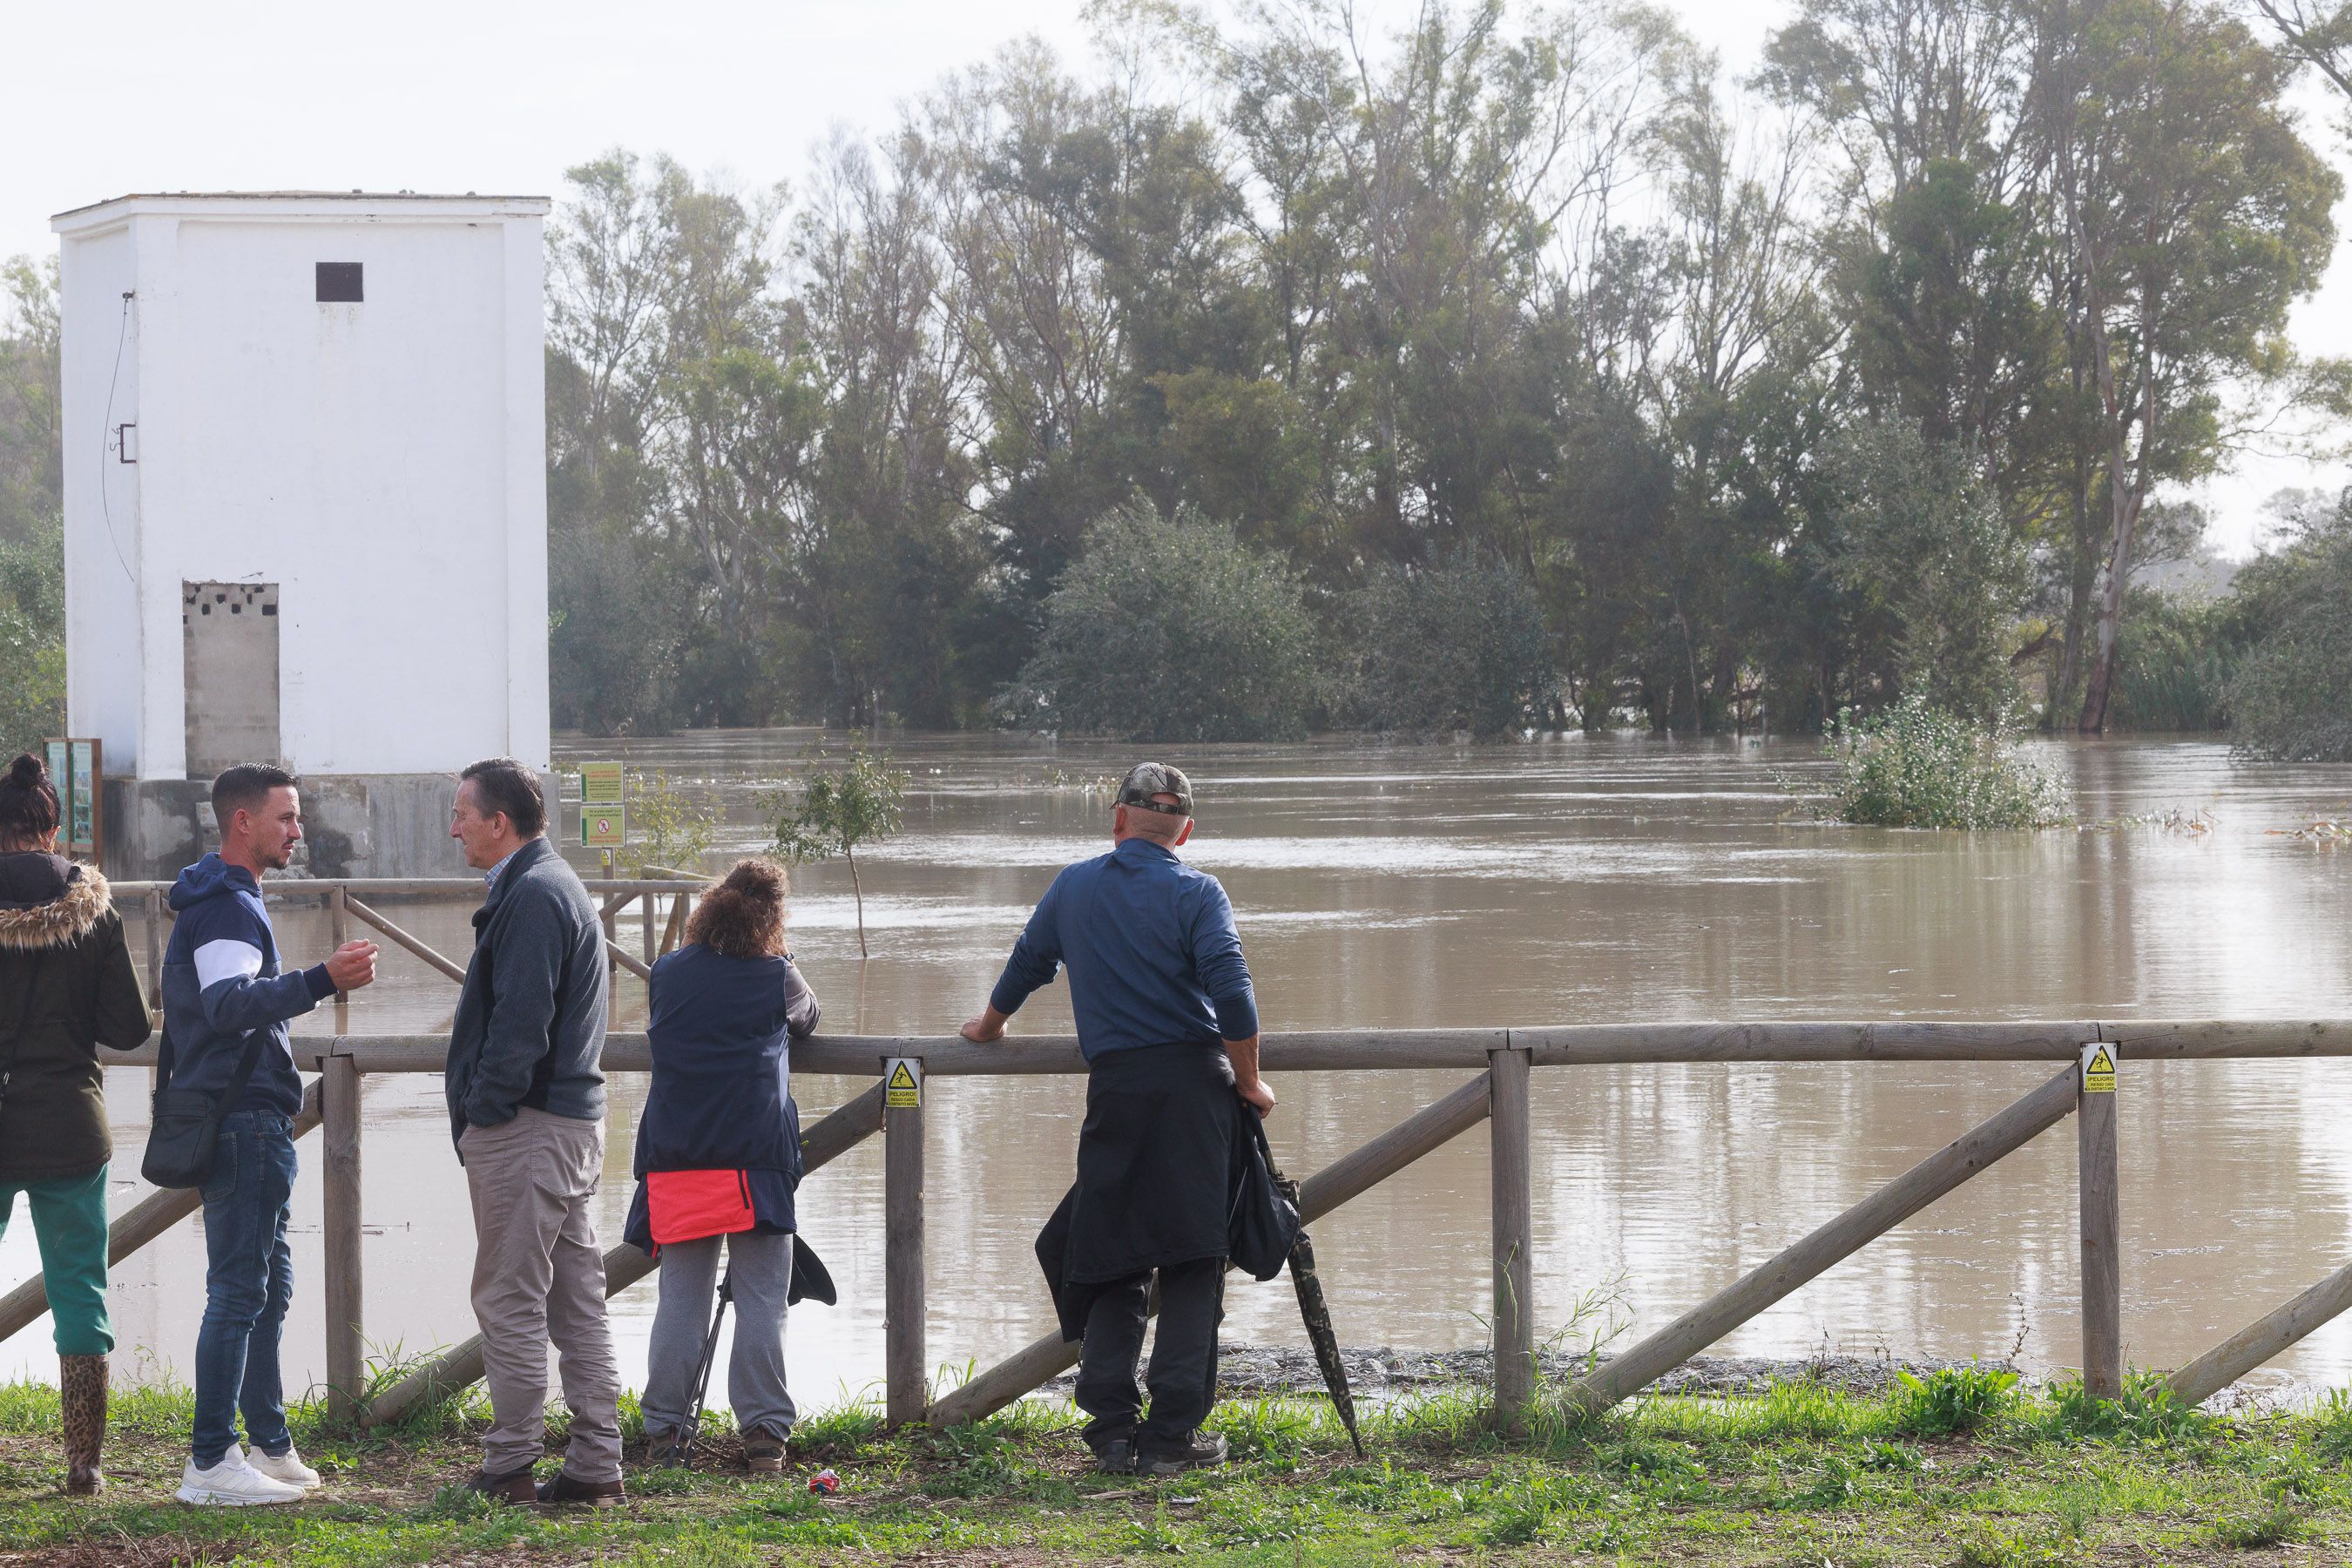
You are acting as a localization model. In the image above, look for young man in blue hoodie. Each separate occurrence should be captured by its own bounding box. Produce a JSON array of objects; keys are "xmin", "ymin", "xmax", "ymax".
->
[{"xmin": 161, "ymin": 765, "xmax": 377, "ymax": 1507}]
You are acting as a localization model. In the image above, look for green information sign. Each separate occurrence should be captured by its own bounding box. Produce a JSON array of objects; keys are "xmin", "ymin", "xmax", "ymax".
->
[
  {"xmin": 582, "ymin": 805, "xmax": 627, "ymax": 849},
  {"xmin": 44, "ymin": 738, "xmax": 101, "ymax": 859}
]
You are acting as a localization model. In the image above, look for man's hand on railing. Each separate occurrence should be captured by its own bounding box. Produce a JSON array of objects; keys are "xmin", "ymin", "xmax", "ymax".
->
[
  {"xmin": 325, "ymin": 941, "xmax": 380, "ymax": 992},
  {"xmin": 960, "ymin": 1007, "xmax": 1010, "ymax": 1044}
]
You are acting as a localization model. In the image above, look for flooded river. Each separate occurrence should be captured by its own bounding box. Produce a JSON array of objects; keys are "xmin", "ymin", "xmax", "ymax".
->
[{"xmin": 7, "ymin": 732, "xmax": 2351, "ymax": 1409}]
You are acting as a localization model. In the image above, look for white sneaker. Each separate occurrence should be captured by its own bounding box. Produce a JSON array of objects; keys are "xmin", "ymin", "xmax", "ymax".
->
[
  {"xmin": 248, "ymin": 1444, "xmax": 322, "ymax": 1489},
  {"xmin": 176, "ymin": 1450, "xmax": 307, "ymax": 1506}
]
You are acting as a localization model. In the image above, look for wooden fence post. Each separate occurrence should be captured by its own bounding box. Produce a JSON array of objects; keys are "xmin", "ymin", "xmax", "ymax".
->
[
  {"xmin": 321, "ymin": 1054, "xmax": 366, "ymax": 1423},
  {"xmin": 885, "ymin": 1055, "xmax": 927, "ymax": 1426},
  {"xmin": 328, "ymin": 884, "xmax": 350, "ymax": 1033},
  {"xmin": 1490, "ymin": 1044, "xmax": 1535, "ymax": 1429},
  {"xmin": 144, "ymin": 889, "xmax": 165, "ymax": 1026},
  {"xmin": 2078, "ymin": 1041, "xmax": 2121, "ymax": 1400},
  {"xmin": 640, "ymin": 891, "xmax": 657, "ymax": 971}
]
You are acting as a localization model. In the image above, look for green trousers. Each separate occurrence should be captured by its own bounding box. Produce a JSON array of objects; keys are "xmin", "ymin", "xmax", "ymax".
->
[{"xmin": 0, "ymin": 1165, "xmax": 114, "ymax": 1356}]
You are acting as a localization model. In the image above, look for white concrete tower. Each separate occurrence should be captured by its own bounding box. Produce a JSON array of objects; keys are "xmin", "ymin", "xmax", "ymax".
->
[{"xmin": 51, "ymin": 192, "xmax": 551, "ymax": 876}]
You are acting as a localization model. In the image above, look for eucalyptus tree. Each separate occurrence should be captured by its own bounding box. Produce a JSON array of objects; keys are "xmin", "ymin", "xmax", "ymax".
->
[
  {"xmin": 790, "ymin": 132, "xmax": 991, "ymax": 727},
  {"xmin": 0, "ymin": 257, "xmax": 59, "ymax": 545},
  {"xmin": 2026, "ymin": 0, "xmax": 2339, "ymax": 732}
]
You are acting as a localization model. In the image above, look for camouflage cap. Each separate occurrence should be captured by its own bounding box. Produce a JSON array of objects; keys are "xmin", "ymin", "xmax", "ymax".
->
[{"xmin": 1115, "ymin": 761, "xmax": 1194, "ymax": 818}]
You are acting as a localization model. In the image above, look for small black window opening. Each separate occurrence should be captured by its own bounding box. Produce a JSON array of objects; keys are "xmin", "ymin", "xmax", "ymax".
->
[{"xmin": 315, "ymin": 262, "xmax": 363, "ymax": 303}]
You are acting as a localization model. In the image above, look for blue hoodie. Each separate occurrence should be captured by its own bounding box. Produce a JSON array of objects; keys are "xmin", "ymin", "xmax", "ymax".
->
[{"xmin": 160, "ymin": 854, "xmax": 335, "ymax": 1116}]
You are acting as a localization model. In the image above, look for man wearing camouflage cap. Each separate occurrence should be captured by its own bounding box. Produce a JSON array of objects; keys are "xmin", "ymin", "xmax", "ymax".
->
[{"xmin": 963, "ymin": 762, "xmax": 1271, "ymax": 1477}]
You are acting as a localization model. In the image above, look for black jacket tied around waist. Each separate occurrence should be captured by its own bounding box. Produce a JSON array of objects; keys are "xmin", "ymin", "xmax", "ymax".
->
[{"xmin": 1036, "ymin": 1040, "xmax": 1260, "ymax": 1340}]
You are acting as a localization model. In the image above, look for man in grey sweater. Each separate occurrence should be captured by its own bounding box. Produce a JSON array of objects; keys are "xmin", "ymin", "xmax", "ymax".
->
[{"xmin": 444, "ymin": 758, "xmax": 622, "ymax": 1507}]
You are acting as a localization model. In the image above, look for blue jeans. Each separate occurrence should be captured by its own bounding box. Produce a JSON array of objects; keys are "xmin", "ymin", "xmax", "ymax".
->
[{"xmin": 192, "ymin": 1112, "xmax": 296, "ymax": 1467}]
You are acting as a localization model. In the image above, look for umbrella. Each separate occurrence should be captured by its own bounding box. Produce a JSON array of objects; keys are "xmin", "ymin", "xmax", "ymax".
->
[
  {"xmin": 662, "ymin": 1271, "xmax": 733, "ymax": 1469},
  {"xmin": 1252, "ymin": 1114, "xmax": 1364, "ymax": 1457}
]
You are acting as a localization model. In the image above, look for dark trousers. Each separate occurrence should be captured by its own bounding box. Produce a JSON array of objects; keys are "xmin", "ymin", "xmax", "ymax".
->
[
  {"xmin": 193, "ymin": 1112, "xmax": 297, "ymax": 1468},
  {"xmin": 1074, "ymin": 1255, "xmax": 1225, "ymax": 1453}
]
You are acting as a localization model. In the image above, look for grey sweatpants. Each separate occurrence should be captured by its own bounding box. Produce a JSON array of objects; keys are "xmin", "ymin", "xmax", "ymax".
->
[
  {"xmin": 461, "ymin": 1107, "xmax": 624, "ymax": 1483},
  {"xmin": 640, "ymin": 1230, "xmax": 797, "ymax": 1441}
]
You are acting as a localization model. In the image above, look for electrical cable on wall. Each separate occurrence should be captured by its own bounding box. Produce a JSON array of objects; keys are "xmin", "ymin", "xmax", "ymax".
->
[{"xmin": 98, "ymin": 291, "xmax": 137, "ymax": 585}]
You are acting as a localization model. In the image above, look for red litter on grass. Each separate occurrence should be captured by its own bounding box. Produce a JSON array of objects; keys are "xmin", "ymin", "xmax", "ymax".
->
[{"xmin": 809, "ymin": 1467, "xmax": 842, "ymax": 1495}]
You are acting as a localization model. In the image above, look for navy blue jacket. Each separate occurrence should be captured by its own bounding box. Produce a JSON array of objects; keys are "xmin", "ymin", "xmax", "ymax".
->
[
  {"xmin": 623, "ymin": 943, "xmax": 821, "ymax": 1254},
  {"xmin": 990, "ymin": 837, "xmax": 1260, "ymax": 1060},
  {"xmin": 159, "ymin": 854, "xmax": 333, "ymax": 1117}
]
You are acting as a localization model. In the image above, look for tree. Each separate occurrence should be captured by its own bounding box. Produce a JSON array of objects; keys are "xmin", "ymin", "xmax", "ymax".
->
[
  {"xmin": 1819, "ymin": 422, "xmax": 2033, "ymax": 727},
  {"xmin": 769, "ymin": 748, "xmax": 909, "ymax": 957},
  {"xmin": 1340, "ymin": 554, "xmax": 1557, "ymax": 737},
  {"xmin": 2027, "ymin": 0, "xmax": 2339, "ymax": 731},
  {"xmin": 1012, "ymin": 500, "xmax": 1316, "ymax": 741},
  {"xmin": 2226, "ymin": 496, "xmax": 2352, "ymax": 760},
  {"xmin": 0, "ymin": 257, "xmax": 60, "ymax": 545},
  {"xmin": 0, "ymin": 512, "xmax": 63, "ymax": 757}
]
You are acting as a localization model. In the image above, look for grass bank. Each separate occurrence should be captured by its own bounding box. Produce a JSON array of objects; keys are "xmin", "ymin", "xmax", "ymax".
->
[{"xmin": 4, "ymin": 1369, "xmax": 2352, "ymax": 1565}]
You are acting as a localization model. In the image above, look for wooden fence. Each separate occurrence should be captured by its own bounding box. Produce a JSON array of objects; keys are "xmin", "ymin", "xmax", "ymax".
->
[{"xmin": 10, "ymin": 879, "xmax": 2351, "ymax": 1430}]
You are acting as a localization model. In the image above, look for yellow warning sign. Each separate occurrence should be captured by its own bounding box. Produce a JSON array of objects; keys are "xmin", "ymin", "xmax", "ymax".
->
[
  {"xmin": 579, "ymin": 761, "xmax": 625, "ymax": 806},
  {"xmin": 2079, "ymin": 1043, "xmax": 2117, "ymax": 1094},
  {"xmin": 884, "ymin": 1058, "xmax": 922, "ymax": 1109}
]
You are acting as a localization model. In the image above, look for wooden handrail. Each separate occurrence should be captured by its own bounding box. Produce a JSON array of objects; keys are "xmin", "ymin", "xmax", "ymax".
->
[
  {"xmin": 116, "ymin": 877, "xmax": 708, "ymax": 898},
  {"xmin": 90, "ymin": 1020, "xmax": 2352, "ymax": 1075}
]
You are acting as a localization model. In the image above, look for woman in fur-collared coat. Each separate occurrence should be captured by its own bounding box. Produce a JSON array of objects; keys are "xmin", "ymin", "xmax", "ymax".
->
[{"xmin": 0, "ymin": 753, "xmax": 151, "ymax": 1494}]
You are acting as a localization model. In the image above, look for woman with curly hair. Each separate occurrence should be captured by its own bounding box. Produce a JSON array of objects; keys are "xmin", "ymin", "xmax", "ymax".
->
[
  {"xmin": 623, "ymin": 857, "xmax": 821, "ymax": 1475},
  {"xmin": 0, "ymin": 753, "xmax": 152, "ymax": 1493}
]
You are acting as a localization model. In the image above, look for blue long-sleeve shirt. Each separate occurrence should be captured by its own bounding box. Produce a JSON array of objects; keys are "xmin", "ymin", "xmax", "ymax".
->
[{"xmin": 990, "ymin": 837, "xmax": 1260, "ymax": 1060}]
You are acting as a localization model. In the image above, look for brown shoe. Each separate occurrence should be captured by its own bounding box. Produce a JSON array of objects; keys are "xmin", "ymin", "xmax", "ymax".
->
[
  {"xmin": 59, "ymin": 1355, "xmax": 106, "ymax": 1497},
  {"xmin": 464, "ymin": 1464, "xmax": 539, "ymax": 1506},
  {"xmin": 537, "ymin": 1470, "xmax": 626, "ymax": 1508},
  {"xmin": 745, "ymin": 1434, "xmax": 787, "ymax": 1476}
]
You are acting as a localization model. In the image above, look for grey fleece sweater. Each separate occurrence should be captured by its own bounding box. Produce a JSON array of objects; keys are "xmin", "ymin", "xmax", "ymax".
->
[{"xmin": 444, "ymin": 835, "xmax": 608, "ymax": 1150}]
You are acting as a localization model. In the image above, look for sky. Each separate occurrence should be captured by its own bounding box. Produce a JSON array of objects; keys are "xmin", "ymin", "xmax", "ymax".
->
[{"xmin": 5, "ymin": 0, "xmax": 2345, "ymax": 555}]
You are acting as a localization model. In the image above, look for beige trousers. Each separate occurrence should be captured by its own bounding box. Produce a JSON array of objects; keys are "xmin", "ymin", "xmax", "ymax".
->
[{"xmin": 461, "ymin": 1106, "xmax": 623, "ymax": 1482}]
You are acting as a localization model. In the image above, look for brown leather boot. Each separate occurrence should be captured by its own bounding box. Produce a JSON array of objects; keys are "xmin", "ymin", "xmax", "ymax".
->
[{"xmin": 59, "ymin": 1355, "xmax": 106, "ymax": 1496}]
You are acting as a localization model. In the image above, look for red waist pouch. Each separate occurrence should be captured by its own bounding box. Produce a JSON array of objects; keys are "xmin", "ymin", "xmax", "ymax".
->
[{"xmin": 647, "ymin": 1169, "xmax": 756, "ymax": 1245}]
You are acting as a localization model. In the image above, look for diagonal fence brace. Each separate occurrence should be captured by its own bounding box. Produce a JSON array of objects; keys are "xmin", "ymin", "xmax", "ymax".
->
[
  {"xmin": 0, "ymin": 1078, "xmax": 327, "ymax": 1348},
  {"xmin": 2169, "ymin": 1261, "xmax": 2352, "ymax": 1408},
  {"xmin": 926, "ymin": 1070, "xmax": 1497, "ymax": 1429},
  {"xmin": 362, "ymin": 1081, "xmax": 887, "ymax": 1429},
  {"xmin": 1563, "ymin": 1063, "xmax": 2081, "ymax": 1416}
]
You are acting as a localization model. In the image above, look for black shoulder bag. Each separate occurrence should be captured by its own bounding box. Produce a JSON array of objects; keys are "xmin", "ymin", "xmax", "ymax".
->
[
  {"xmin": 140, "ymin": 1025, "xmax": 266, "ymax": 1189},
  {"xmin": 1229, "ymin": 1103, "xmax": 1303, "ymax": 1282}
]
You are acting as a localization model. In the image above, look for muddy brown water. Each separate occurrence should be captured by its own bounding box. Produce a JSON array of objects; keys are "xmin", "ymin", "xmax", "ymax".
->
[{"xmin": 6, "ymin": 732, "xmax": 2350, "ymax": 1409}]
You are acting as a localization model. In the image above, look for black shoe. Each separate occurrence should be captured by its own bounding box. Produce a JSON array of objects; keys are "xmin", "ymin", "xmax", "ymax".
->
[
  {"xmin": 537, "ymin": 1470, "xmax": 626, "ymax": 1508},
  {"xmin": 464, "ymin": 1464, "xmax": 539, "ymax": 1506},
  {"xmin": 1139, "ymin": 1431, "xmax": 1227, "ymax": 1477},
  {"xmin": 1092, "ymin": 1436, "xmax": 1137, "ymax": 1475}
]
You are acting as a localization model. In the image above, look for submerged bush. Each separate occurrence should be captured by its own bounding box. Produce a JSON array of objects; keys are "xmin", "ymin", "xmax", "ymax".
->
[
  {"xmin": 1816, "ymin": 695, "xmax": 2072, "ymax": 828},
  {"xmin": 2227, "ymin": 511, "xmax": 2352, "ymax": 761},
  {"xmin": 1336, "ymin": 554, "xmax": 1557, "ymax": 739},
  {"xmin": 1005, "ymin": 501, "xmax": 1316, "ymax": 742},
  {"xmin": 2110, "ymin": 587, "xmax": 2240, "ymax": 732}
]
